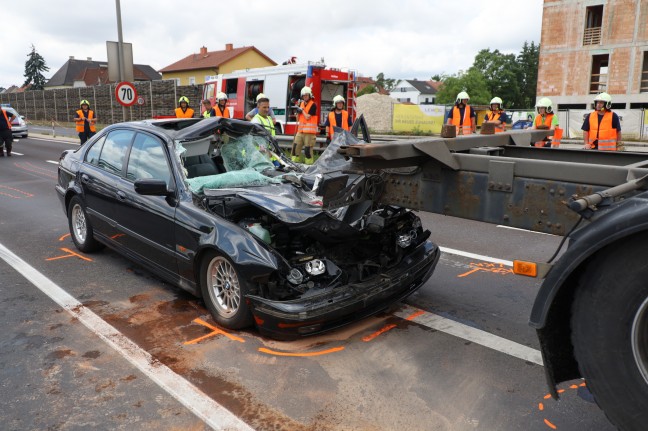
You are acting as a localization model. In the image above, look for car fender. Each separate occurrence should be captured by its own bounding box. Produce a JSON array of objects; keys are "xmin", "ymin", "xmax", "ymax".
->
[{"xmin": 529, "ymin": 191, "xmax": 648, "ymax": 390}]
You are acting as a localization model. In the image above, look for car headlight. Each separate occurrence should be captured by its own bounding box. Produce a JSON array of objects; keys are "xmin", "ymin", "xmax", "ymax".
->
[
  {"xmin": 397, "ymin": 230, "xmax": 418, "ymax": 248},
  {"xmin": 304, "ymin": 259, "xmax": 326, "ymax": 276}
]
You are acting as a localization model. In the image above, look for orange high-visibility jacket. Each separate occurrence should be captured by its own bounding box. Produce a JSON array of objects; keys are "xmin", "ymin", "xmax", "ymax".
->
[
  {"xmin": 297, "ymin": 100, "xmax": 318, "ymax": 134},
  {"xmin": 215, "ymin": 105, "xmax": 230, "ymax": 118},
  {"xmin": 175, "ymin": 107, "xmax": 194, "ymax": 118},
  {"xmin": 534, "ymin": 113, "xmax": 554, "ymax": 128},
  {"xmin": 75, "ymin": 110, "xmax": 96, "ymax": 133},
  {"xmin": 1, "ymin": 109, "xmax": 12, "ymax": 130},
  {"xmin": 450, "ymin": 105, "xmax": 472, "ymax": 135},
  {"xmin": 328, "ymin": 110, "xmax": 350, "ymax": 137},
  {"xmin": 588, "ymin": 111, "xmax": 617, "ymax": 151},
  {"xmin": 486, "ymin": 111, "xmax": 505, "ymax": 133}
]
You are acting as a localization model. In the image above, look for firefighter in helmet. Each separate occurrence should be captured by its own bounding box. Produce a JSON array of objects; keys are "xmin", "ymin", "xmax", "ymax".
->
[
  {"xmin": 175, "ymin": 96, "xmax": 194, "ymax": 118},
  {"xmin": 531, "ymin": 97, "xmax": 559, "ymax": 147},
  {"xmin": 291, "ymin": 86, "xmax": 318, "ymax": 164},
  {"xmin": 582, "ymin": 92, "xmax": 622, "ymax": 151},
  {"xmin": 73, "ymin": 99, "xmax": 97, "ymax": 144},
  {"xmin": 215, "ymin": 92, "xmax": 231, "ymax": 118},
  {"xmin": 446, "ymin": 91, "xmax": 476, "ymax": 135},
  {"xmin": 484, "ymin": 97, "xmax": 508, "ymax": 133},
  {"xmin": 324, "ymin": 95, "xmax": 352, "ymax": 142}
]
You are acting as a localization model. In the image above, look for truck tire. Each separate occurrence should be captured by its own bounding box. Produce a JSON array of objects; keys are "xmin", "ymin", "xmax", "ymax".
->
[{"xmin": 571, "ymin": 233, "xmax": 648, "ymax": 431}]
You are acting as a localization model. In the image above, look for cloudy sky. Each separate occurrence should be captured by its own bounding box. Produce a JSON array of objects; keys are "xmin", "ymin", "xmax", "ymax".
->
[{"xmin": 2, "ymin": 1, "xmax": 543, "ymax": 89}]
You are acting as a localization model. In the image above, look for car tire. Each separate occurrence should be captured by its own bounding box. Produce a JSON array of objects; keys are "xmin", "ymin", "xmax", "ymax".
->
[
  {"xmin": 571, "ymin": 233, "xmax": 648, "ymax": 431},
  {"xmin": 67, "ymin": 196, "xmax": 104, "ymax": 253},
  {"xmin": 200, "ymin": 251, "xmax": 253, "ymax": 330}
]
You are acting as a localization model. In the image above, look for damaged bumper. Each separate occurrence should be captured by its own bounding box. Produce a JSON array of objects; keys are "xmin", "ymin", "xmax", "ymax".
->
[{"xmin": 247, "ymin": 240, "xmax": 440, "ymax": 340}]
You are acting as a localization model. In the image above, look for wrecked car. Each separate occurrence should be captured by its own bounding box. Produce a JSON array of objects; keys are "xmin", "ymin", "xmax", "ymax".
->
[{"xmin": 55, "ymin": 117, "xmax": 439, "ymax": 339}]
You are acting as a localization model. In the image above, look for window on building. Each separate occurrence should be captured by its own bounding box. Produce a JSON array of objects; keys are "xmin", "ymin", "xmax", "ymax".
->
[
  {"xmin": 641, "ymin": 52, "xmax": 648, "ymax": 93},
  {"xmin": 583, "ymin": 5, "xmax": 603, "ymax": 46},
  {"xmin": 590, "ymin": 54, "xmax": 608, "ymax": 94},
  {"xmin": 189, "ymin": 77, "xmax": 196, "ymax": 85}
]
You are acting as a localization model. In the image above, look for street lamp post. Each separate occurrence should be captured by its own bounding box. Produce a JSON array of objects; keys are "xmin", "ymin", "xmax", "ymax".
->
[{"xmin": 115, "ymin": 0, "xmax": 127, "ymax": 122}]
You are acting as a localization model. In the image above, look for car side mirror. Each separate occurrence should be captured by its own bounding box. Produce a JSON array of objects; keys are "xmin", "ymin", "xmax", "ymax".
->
[{"xmin": 134, "ymin": 179, "xmax": 170, "ymax": 196}]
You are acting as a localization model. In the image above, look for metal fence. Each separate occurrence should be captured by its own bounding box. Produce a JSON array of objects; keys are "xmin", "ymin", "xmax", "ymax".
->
[{"xmin": 0, "ymin": 81, "xmax": 204, "ymax": 124}]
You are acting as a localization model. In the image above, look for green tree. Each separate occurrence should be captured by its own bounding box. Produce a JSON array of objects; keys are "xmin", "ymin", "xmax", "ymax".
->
[
  {"xmin": 375, "ymin": 72, "xmax": 396, "ymax": 92},
  {"xmin": 23, "ymin": 44, "xmax": 49, "ymax": 90},
  {"xmin": 516, "ymin": 41, "xmax": 540, "ymax": 109},
  {"xmin": 430, "ymin": 74, "xmax": 442, "ymax": 82},
  {"xmin": 435, "ymin": 68, "xmax": 490, "ymax": 105},
  {"xmin": 357, "ymin": 85, "xmax": 377, "ymax": 97},
  {"xmin": 472, "ymin": 48, "xmax": 521, "ymax": 108}
]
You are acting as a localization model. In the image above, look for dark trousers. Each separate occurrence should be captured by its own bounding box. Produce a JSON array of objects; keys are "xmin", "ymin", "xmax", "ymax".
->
[
  {"xmin": 79, "ymin": 131, "xmax": 96, "ymax": 145},
  {"xmin": 0, "ymin": 129, "xmax": 12, "ymax": 154}
]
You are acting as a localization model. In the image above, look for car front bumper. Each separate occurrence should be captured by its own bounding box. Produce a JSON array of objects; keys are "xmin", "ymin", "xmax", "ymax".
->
[
  {"xmin": 248, "ymin": 240, "xmax": 440, "ymax": 340},
  {"xmin": 11, "ymin": 126, "xmax": 28, "ymax": 137}
]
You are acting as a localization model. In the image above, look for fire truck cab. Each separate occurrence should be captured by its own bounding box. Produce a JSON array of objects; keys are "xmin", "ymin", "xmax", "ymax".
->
[{"xmin": 202, "ymin": 61, "xmax": 356, "ymax": 135}]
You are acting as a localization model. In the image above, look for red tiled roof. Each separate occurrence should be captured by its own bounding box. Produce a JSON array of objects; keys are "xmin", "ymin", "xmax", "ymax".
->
[
  {"xmin": 159, "ymin": 45, "xmax": 276, "ymax": 73},
  {"xmin": 74, "ymin": 66, "xmax": 152, "ymax": 85}
]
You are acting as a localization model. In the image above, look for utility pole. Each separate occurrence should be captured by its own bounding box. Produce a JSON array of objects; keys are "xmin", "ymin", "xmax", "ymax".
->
[{"xmin": 115, "ymin": 0, "xmax": 127, "ymax": 122}]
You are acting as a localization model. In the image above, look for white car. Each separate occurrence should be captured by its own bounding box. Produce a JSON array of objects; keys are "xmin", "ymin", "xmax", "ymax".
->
[{"xmin": 3, "ymin": 107, "xmax": 28, "ymax": 138}]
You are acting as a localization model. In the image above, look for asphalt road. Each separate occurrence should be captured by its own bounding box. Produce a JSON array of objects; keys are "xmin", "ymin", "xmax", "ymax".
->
[{"xmin": 0, "ymin": 134, "xmax": 618, "ymax": 430}]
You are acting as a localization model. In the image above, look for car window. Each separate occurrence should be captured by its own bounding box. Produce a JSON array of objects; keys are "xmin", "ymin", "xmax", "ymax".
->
[
  {"xmin": 98, "ymin": 130, "xmax": 134, "ymax": 176},
  {"xmin": 85, "ymin": 135, "xmax": 106, "ymax": 165},
  {"xmin": 126, "ymin": 132, "xmax": 171, "ymax": 186}
]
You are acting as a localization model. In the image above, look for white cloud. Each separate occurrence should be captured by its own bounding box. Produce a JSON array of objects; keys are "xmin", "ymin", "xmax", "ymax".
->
[{"xmin": 1, "ymin": 0, "xmax": 543, "ymax": 88}]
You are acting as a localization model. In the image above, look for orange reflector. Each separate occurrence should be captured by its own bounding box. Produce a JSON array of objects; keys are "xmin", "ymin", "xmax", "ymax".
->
[{"xmin": 513, "ymin": 260, "xmax": 538, "ymax": 277}]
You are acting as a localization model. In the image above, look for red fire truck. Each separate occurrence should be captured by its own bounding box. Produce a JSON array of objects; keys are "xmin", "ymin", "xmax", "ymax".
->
[{"xmin": 202, "ymin": 61, "xmax": 357, "ymax": 135}]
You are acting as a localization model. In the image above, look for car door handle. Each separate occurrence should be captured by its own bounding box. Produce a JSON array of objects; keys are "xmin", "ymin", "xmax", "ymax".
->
[{"xmin": 116, "ymin": 191, "xmax": 127, "ymax": 201}]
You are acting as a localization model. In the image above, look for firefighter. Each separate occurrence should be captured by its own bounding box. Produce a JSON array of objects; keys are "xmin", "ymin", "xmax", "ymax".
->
[
  {"xmin": 201, "ymin": 100, "xmax": 216, "ymax": 118},
  {"xmin": 214, "ymin": 92, "xmax": 231, "ymax": 118},
  {"xmin": 531, "ymin": 97, "xmax": 559, "ymax": 147},
  {"xmin": 251, "ymin": 96, "xmax": 275, "ymax": 136},
  {"xmin": 175, "ymin": 96, "xmax": 194, "ymax": 118},
  {"xmin": 324, "ymin": 95, "xmax": 352, "ymax": 142},
  {"xmin": 446, "ymin": 91, "xmax": 476, "ymax": 135},
  {"xmin": 0, "ymin": 106, "xmax": 16, "ymax": 157},
  {"xmin": 246, "ymin": 93, "xmax": 276, "ymax": 122},
  {"xmin": 73, "ymin": 100, "xmax": 97, "ymax": 145},
  {"xmin": 291, "ymin": 86, "xmax": 318, "ymax": 164},
  {"xmin": 582, "ymin": 92, "xmax": 622, "ymax": 151},
  {"xmin": 484, "ymin": 97, "xmax": 508, "ymax": 133}
]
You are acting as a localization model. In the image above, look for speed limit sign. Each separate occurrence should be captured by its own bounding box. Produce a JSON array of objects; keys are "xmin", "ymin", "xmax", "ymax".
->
[{"xmin": 115, "ymin": 82, "xmax": 138, "ymax": 107}]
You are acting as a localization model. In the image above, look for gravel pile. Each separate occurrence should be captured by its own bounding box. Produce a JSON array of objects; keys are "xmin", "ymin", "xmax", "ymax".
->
[{"xmin": 356, "ymin": 93, "xmax": 399, "ymax": 133}]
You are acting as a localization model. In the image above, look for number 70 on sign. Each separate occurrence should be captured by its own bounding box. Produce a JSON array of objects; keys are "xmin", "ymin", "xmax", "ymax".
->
[{"xmin": 115, "ymin": 82, "xmax": 138, "ymax": 107}]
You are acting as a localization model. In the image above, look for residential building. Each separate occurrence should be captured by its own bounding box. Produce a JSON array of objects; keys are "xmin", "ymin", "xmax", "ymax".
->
[
  {"xmin": 159, "ymin": 44, "xmax": 276, "ymax": 86},
  {"xmin": 45, "ymin": 57, "xmax": 161, "ymax": 89},
  {"xmin": 389, "ymin": 79, "xmax": 438, "ymax": 104},
  {"xmin": 538, "ymin": 0, "xmax": 648, "ymax": 109}
]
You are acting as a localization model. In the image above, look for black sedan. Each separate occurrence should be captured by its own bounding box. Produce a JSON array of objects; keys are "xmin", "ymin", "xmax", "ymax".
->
[{"xmin": 56, "ymin": 117, "xmax": 439, "ymax": 339}]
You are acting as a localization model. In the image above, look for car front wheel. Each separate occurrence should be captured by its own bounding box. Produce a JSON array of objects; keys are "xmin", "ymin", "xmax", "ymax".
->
[
  {"xmin": 200, "ymin": 251, "xmax": 253, "ymax": 329},
  {"xmin": 67, "ymin": 196, "xmax": 104, "ymax": 253}
]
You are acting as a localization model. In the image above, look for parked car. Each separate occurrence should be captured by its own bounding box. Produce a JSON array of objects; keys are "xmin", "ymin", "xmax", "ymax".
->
[
  {"xmin": 2, "ymin": 106, "xmax": 28, "ymax": 138},
  {"xmin": 511, "ymin": 120, "xmax": 533, "ymax": 130},
  {"xmin": 56, "ymin": 117, "xmax": 439, "ymax": 339}
]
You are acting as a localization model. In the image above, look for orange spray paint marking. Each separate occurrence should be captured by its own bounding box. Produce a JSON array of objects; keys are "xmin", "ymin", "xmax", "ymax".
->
[
  {"xmin": 15, "ymin": 162, "xmax": 57, "ymax": 179},
  {"xmin": 543, "ymin": 394, "xmax": 552, "ymax": 400},
  {"xmin": 0, "ymin": 185, "xmax": 34, "ymax": 198},
  {"xmin": 405, "ymin": 310, "xmax": 425, "ymax": 320},
  {"xmin": 110, "ymin": 233, "xmax": 125, "ymax": 239},
  {"xmin": 258, "ymin": 346, "xmax": 345, "ymax": 357},
  {"xmin": 543, "ymin": 419, "xmax": 557, "ymax": 430},
  {"xmin": 46, "ymin": 247, "xmax": 93, "ymax": 262},
  {"xmin": 58, "ymin": 233, "xmax": 70, "ymax": 242},
  {"xmin": 362, "ymin": 324, "xmax": 397, "ymax": 342},
  {"xmin": 538, "ymin": 402, "xmax": 544, "ymax": 411},
  {"xmin": 557, "ymin": 389, "xmax": 565, "ymax": 394},
  {"xmin": 457, "ymin": 262, "xmax": 513, "ymax": 278},
  {"xmin": 183, "ymin": 318, "xmax": 245, "ymax": 345}
]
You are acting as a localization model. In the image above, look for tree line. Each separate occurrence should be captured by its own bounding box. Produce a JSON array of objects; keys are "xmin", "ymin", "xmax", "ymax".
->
[{"xmin": 361, "ymin": 41, "xmax": 540, "ymax": 109}]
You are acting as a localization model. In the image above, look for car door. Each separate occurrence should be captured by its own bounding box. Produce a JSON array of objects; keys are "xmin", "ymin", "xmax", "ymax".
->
[
  {"xmin": 78, "ymin": 131, "xmax": 134, "ymax": 242},
  {"xmin": 113, "ymin": 132, "xmax": 178, "ymax": 276}
]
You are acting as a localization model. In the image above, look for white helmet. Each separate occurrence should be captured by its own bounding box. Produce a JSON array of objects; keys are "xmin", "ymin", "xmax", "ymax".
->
[
  {"xmin": 333, "ymin": 95, "xmax": 345, "ymax": 105},
  {"xmin": 593, "ymin": 92, "xmax": 612, "ymax": 110},
  {"xmin": 216, "ymin": 92, "xmax": 227, "ymax": 101},
  {"xmin": 489, "ymin": 97, "xmax": 503, "ymax": 108},
  {"xmin": 300, "ymin": 86, "xmax": 313, "ymax": 96},
  {"xmin": 256, "ymin": 93, "xmax": 267, "ymax": 102},
  {"xmin": 536, "ymin": 97, "xmax": 553, "ymax": 114},
  {"xmin": 455, "ymin": 91, "xmax": 470, "ymax": 104}
]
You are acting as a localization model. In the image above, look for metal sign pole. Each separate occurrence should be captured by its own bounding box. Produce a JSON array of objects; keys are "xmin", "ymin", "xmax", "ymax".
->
[{"xmin": 115, "ymin": 0, "xmax": 127, "ymax": 122}]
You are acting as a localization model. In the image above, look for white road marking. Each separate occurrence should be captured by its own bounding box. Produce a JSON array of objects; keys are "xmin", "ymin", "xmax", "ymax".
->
[
  {"xmin": 0, "ymin": 242, "xmax": 253, "ymax": 431},
  {"xmin": 28, "ymin": 136, "xmax": 78, "ymax": 145},
  {"xmin": 7, "ymin": 151, "xmax": 23, "ymax": 156},
  {"xmin": 46, "ymin": 160, "xmax": 59, "ymax": 165},
  {"xmin": 496, "ymin": 225, "xmax": 558, "ymax": 237},
  {"xmin": 396, "ymin": 304, "xmax": 544, "ymax": 366},
  {"xmin": 439, "ymin": 246, "xmax": 513, "ymax": 266}
]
